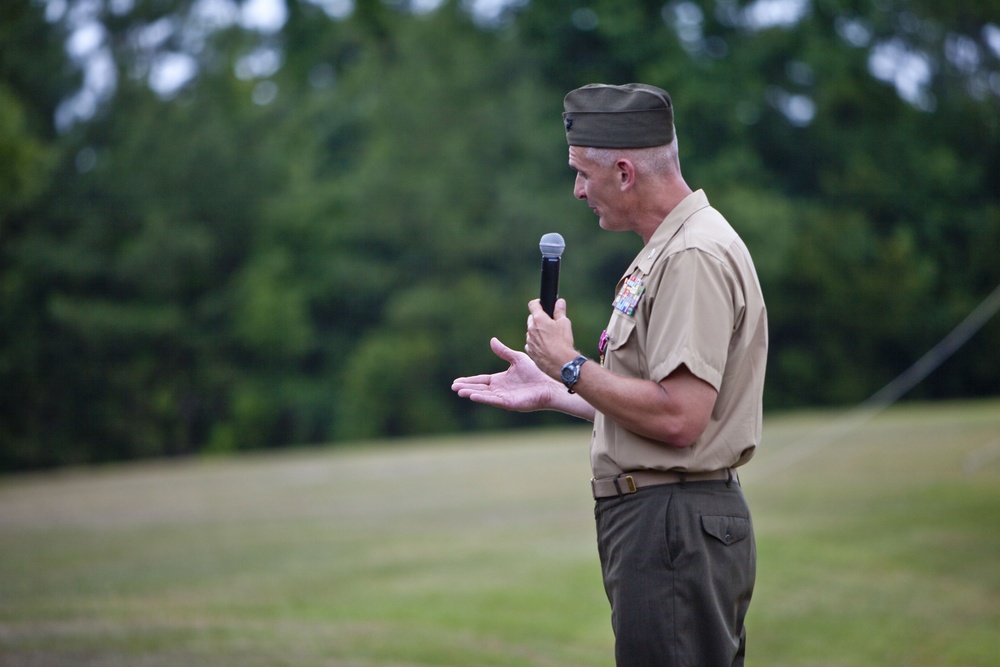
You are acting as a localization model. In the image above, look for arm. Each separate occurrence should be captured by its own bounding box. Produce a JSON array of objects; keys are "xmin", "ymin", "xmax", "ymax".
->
[
  {"xmin": 570, "ymin": 359, "xmax": 715, "ymax": 446},
  {"xmin": 451, "ymin": 335, "xmax": 596, "ymax": 421},
  {"xmin": 525, "ymin": 299, "xmax": 717, "ymax": 447}
]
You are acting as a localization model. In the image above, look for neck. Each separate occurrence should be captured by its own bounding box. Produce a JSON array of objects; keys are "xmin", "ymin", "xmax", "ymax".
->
[{"xmin": 635, "ymin": 178, "xmax": 693, "ymax": 244}]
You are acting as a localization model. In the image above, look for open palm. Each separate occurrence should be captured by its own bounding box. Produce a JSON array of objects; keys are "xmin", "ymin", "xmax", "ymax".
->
[{"xmin": 451, "ymin": 337, "xmax": 561, "ymax": 412}]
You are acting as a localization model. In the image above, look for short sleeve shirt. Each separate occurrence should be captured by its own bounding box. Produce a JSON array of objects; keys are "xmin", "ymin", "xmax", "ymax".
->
[{"xmin": 590, "ymin": 190, "xmax": 768, "ymax": 479}]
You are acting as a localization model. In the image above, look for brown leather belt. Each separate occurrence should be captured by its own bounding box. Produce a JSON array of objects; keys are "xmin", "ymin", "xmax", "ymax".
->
[{"xmin": 591, "ymin": 469, "xmax": 735, "ymax": 499}]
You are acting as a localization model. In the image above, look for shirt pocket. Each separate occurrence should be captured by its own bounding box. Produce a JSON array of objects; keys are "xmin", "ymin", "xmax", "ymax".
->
[
  {"xmin": 605, "ymin": 310, "xmax": 636, "ymax": 354},
  {"xmin": 604, "ymin": 310, "xmax": 643, "ymax": 375}
]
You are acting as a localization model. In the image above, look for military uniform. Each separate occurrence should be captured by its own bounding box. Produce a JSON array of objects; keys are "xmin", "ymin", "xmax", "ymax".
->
[
  {"xmin": 562, "ymin": 84, "xmax": 768, "ymax": 666},
  {"xmin": 592, "ymin": 188, "xmax": 767, "ymax": 479},
  {"xmin": 591, "ymin": 189, "xmax": 767, "ymax": 666}
]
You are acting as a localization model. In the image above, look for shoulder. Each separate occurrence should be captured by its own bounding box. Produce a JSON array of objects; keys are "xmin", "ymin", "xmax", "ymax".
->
[
  {"xmin": 665, "ymin": 204, "xmax": 759, "ymax": 286},
  {"xmin": 677, "ymin": 206, "xmax": 739, "ymax": 253}
]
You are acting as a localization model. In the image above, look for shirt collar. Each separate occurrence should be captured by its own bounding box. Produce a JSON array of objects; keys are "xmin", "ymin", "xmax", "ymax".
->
[{"xmin": 634, "ymin": 189, "xmax": 710, "ymax": 273}]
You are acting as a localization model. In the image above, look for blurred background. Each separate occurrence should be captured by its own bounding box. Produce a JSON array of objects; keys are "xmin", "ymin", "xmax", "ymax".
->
[{"xmin": 1, "ymin": 0, "xmax": 998, "ymax": 471}]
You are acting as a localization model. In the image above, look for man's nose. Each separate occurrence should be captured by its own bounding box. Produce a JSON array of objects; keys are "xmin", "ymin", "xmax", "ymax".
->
[{"xmin": 574, "ymin": 175, "xmax": 586, "ymax": 200}]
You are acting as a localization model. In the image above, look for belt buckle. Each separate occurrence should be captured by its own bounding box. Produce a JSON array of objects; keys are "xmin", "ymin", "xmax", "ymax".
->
[{"xmin": 614, "ymin": 474, "xmax": 637, "ymax": 495}]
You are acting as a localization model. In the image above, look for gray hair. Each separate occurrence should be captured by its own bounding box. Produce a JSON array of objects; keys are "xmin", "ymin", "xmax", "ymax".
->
[{"xmin": 583, "ymin": 134, "xmax": 680, "ymax": 178}]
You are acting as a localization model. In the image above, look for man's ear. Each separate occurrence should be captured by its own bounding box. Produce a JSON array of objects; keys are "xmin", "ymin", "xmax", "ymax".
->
[{"xmin": 616, "ymin": 159, "xmax": 636, "ymax": 191}]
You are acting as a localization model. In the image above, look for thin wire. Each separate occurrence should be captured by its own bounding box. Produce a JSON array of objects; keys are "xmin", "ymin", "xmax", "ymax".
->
[
  {"xmin": 756, "ymin": 281, "xmax": 1000, "ymax": 478},
  {"xmin": 863, "ymin": 282, "xmax": 1000, "ymax": 408}
]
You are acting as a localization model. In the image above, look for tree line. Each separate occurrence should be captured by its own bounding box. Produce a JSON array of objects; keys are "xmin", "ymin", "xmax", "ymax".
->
[{"xmin": 1, "ymin": 0, "xmax": 998, "ymax": 470}]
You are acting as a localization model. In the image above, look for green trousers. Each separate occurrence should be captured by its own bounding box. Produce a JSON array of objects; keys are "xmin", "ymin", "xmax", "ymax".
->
[{"xmin": 595, "ymin": 479, "xmax": 756, "ymax": 667}]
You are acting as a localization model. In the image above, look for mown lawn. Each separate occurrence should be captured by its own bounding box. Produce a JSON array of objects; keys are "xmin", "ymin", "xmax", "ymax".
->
[{"xmin": 1, "ymin": 398, "xmax": 998, "ymax": 666}]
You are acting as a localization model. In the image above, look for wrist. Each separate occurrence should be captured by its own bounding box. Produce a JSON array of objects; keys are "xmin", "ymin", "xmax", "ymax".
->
[{"xmin": 560, "ymin": 355, "xmax": 589, "ymax": 393}]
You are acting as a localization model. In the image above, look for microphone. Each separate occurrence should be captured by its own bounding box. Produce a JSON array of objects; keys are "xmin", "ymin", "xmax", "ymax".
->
[{"xmin": 539, "ymin": 232, "xmax": 565, "ymax": 317}]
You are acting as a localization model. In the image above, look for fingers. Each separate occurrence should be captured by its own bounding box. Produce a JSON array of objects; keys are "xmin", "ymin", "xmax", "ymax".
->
[
  {"xmin": 450, "ymin": 377, "xmax": 505, "ymax": 407},
  {"xmin": 528, "ymin": 297, "xmax": 567, "ymax": 321},
  {"xmin": 451, "ymin": 375, "xmax": 491, "ymax": 388},
  {"xmin": 453, "ymin": 385, "xmax": 490, "ymax": 400},
  {"xmin": 452, "ymin": 338, "xmax": 519, "ymax": 392}
]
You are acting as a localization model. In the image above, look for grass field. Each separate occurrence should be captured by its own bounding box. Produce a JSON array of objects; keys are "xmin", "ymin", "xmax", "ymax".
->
[{"xmin": 1, "ymin": 398, "xmax": 999, "ymax": 666}]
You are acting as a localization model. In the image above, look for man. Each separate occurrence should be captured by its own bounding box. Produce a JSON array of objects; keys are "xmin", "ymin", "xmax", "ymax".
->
[{"xmin": 451, "ymin": 83, "xmax": 767, "ymax": 666}]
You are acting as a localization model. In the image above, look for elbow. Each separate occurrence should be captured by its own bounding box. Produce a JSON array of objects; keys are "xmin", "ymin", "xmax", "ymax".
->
[
  {"xmin": 641, "ymin": 410, "xmax": 707, "ymax": 448},
  {"xmin": 661, "ymin": 419, "xmax": 706, "ymax": 448},
  {"xmin": 649, "ymin": 381, "xmax": 714, "ymax": 447}
]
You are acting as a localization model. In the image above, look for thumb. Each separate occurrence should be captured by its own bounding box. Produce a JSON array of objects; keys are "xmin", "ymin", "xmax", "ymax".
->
[
  {"xmin": 553, "ymin": 298, "xmax": 568, "ymax": 319},
  {"xmin": 490, "ymin": 337, "xmax": 518, "ymax": 363}
]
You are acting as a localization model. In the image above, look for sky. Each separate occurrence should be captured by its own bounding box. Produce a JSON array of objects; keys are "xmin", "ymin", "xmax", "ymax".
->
[
  {"xmin": 47, "ymin": 0, "xmax": 1000, "ymax": 131},
  {"xmin": 49, "ymin": 0, "xmax": 543, "ymax": 128}
]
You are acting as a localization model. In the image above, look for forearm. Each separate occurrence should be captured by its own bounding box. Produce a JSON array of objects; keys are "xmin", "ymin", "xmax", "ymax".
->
[
  {"xmin": 522, "ymin": 298, "xmax": 706, "ymax": 433},
  {"xmin": 545, "ymin": 379, "xmax": 597, "ymax": 422},
  {"xmin": 570, "ymin": 361, "xmax": 713, "ymax": 447}
]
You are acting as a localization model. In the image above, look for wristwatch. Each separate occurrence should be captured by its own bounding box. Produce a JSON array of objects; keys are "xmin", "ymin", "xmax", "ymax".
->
[{"xmin": 560, "ymin": 356, "xmax": 589, "ymax": 393}]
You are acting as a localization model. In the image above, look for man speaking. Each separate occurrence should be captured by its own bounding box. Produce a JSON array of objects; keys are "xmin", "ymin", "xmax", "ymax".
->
[{"xmin": 452, "ymin": 83, "xmax": 768, "ymax": 666}]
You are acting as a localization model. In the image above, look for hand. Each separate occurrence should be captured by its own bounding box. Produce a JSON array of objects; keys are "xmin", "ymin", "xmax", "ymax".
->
[
  {"xmin": 525, "ymin": 298, "xmax": 578, "ymax": 378},
  {"xmin": 451, "ymin": 337, "xmax": 562, "ymax": 412}
]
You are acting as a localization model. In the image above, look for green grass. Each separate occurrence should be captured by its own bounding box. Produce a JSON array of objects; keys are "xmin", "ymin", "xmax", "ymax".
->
[{"xmin": 1, "ymin": 399, "xmax": 999, "ymax": 666}]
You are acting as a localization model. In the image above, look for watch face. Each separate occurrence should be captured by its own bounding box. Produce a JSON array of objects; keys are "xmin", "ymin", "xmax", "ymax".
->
[{"xmin": 561, "ymin": 357, "xmax": 585, "ymax": 393}]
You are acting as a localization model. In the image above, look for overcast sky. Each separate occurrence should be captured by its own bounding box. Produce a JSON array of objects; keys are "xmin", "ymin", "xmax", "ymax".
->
[{"xmin": 49, "ymin": 0, "xmax": 1000, "ymax": 131}]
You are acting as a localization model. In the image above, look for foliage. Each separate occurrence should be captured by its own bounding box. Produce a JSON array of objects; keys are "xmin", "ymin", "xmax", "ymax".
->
[{"xmin": 0, "ymin": 0, "xmax": 998, "ymax": 468}]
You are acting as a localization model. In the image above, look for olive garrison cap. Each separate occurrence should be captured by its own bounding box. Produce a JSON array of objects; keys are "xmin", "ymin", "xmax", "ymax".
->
[{"xmin": 563, "ymin": 83, "xmax": 674, "ymax": 148}]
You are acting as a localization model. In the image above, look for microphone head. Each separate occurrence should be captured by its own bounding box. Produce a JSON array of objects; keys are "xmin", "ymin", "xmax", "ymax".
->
[{"xmin": 539, "ymin": 232, "xmax": 566, "ymax": 258}]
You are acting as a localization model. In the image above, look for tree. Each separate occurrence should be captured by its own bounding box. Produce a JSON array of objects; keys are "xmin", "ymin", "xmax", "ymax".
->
[{"xmin": 1, "ymin": 0, "xmax": 997, "ymax": 469}]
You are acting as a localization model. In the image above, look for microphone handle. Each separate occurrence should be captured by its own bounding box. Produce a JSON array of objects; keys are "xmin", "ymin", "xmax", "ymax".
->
[{"xmin": 540, "ymin": 256, "xmax": 560, "ymax": 317}]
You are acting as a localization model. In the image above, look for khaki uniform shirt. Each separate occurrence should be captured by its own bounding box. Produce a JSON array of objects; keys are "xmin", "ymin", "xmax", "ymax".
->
[{"xmin": 590, "ymin": 189, "xmax": 768, "ymax": 478}]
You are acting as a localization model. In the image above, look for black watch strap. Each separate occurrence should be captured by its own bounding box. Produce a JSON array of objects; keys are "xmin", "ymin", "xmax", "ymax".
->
[{"xmin": 560, "ymin": 355, "xmax": 589, "ymax": 393}]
